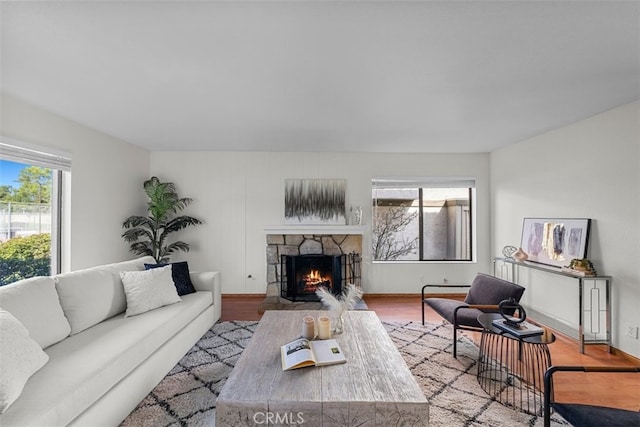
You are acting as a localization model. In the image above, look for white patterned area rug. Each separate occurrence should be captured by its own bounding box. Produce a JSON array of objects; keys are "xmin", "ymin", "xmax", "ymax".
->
[
  {"xmin": 120, "ymin": 320, "xmax": 568, "ymax": 427},
  {"xmin": 383, "ymin": 321, "xmax": 567, "ymax": 427}
]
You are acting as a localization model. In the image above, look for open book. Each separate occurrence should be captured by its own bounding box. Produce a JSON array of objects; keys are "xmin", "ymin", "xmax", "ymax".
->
[{"xmin": 281, "ymin": 338, "xmax": 346, "ymax": 371}]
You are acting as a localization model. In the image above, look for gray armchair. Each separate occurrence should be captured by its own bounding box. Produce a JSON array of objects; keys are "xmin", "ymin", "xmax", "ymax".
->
[
  {"xmin": 422, "ymin": 273, "xmax": 525, "ymax": 357},
  {"xmin": 543, "ymin": 366, "xmax": 640, "ymax": 427}
]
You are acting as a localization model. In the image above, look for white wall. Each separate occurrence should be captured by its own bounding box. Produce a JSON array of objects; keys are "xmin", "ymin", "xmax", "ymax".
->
[
  {"xmin": 1, "ymin": 94, "xmax": 150, "ymax": 271},
  {"xmin": 490, "ymin": 101, "xmax": 640, "ymax": 358},
  {"xmin": 8, "ymin": 93, "xmax": 635, "ymax": 356},
  {"xmin": 150, "ymin": 151, "xmax": 490, "ymax": 295}
]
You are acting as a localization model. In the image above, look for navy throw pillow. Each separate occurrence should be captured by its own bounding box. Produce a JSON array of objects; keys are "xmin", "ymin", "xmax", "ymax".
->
[{"xmin": 144, "ymin": 261, "xmax": 196, "ymax": 296}]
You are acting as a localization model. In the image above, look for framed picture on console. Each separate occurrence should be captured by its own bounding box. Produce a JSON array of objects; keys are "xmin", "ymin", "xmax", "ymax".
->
[{"xmin": 520, "ymin": 218, "xmax": 591, "ymax": 268}]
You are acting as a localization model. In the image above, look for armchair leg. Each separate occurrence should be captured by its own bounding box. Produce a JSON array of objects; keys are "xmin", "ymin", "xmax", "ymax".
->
[
  {"xmin": 453, "ymin": 326, "xmax": 458, "ymax": 358},
  {"xmin": 422, "ymin": 300, "xmax": 425, "ymax": 325}
]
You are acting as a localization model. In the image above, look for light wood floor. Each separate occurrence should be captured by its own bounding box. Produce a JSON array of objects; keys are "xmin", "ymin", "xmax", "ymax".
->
[{"xmin": 221, "ymin": 294, "xmax": 640, "ymax": 412}]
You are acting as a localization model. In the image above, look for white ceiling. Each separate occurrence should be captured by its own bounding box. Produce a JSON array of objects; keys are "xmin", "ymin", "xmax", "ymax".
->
[{"xmin": 1, "ymin": 1, "xmax": 638, "ymax": 153}]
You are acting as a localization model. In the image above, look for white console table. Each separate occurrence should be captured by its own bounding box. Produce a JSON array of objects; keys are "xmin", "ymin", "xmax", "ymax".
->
[{"xmin": 493, "ymin": 257, "xmax": 611, "ymax": 354}]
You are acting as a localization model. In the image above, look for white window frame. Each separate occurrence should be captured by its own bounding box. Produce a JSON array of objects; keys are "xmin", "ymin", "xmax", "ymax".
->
[
  {"xmin": 372, "ymin": 176, "xmax": 477, "ymax": 263},
  {"xmin": 0, "ymin": 138, "xmax": 71, "ymax": 275}
]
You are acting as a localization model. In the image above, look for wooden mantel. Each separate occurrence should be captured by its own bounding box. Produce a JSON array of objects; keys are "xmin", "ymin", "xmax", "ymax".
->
[{"xmin": 263, "ymin": 225, "xmax": 367, "ymax": 235}]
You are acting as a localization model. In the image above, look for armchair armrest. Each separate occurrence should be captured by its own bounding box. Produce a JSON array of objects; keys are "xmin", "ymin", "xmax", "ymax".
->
[
  {"xmin": 452, "ymin": 304, "xmax": 501, "ymax": 329},
  {"xmin": 190, "ymin": 271, "xmax": 222, "ymax": 323},
  {"xmin": 452, "ymin": 303, "xmax": 471, "ymax": 325},
  {"xmin": 466, "ymin": 304, "xmax": 500, "ymax": 311},
  {"xmin": 421, "ymin": 283, "xmax": 471, "ymax": 300}
]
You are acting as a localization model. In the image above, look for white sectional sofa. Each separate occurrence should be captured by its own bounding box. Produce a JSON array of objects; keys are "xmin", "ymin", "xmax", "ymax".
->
[{"xmin": 0, "ymin": 256, "xmax": 221, "ymax": 427}]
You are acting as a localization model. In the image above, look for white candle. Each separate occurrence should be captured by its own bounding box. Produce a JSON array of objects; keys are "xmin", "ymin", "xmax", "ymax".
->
[
  {"xmin": 317, "ymin": 316, "xmax": 331, "ymax": 340},
  {"xmin": 302, "ymin": 316, "xmax": 315, "ymax": 339}
]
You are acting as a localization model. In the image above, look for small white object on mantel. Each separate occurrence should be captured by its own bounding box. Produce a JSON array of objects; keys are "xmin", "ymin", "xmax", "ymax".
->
[{"xmin": 263, "ymin": 225, "xmax": 367, "ymax": 235}]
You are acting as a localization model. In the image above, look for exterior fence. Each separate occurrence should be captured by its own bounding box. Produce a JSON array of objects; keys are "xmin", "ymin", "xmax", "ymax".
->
[{"xmin": 0, "ymin": 201, "xmax": 52, "ymax": 242}]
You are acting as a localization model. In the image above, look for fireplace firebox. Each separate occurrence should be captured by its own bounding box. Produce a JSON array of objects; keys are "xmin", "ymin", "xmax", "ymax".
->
[
  {"xmin": 280, "ymin": 253, "xmax": 361, "ymax": 302},
  {"xmin": 281, "ymin": 255, "xmax": 341, "ymax": 302}
]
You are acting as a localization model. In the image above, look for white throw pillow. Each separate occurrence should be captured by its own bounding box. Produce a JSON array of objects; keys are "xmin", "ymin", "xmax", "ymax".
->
[
  {"xmin": 0, "ymin": 309, "xmax": 49, "ymax": 413},
  {"xmin": 120, "ymin": 266, "xmax": 181, "ymax": 317}
]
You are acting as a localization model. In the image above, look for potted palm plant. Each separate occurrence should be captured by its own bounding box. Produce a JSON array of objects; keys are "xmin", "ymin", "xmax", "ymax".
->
[{"xmin": 122, "ymin": 176, "xmax": 202, "ymax": 263}]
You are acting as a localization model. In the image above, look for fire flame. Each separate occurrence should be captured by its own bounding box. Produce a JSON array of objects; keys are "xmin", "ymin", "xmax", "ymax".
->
[
  {"xmin": 308, "ymin": 270, "xmax": 321, "ymax": 281},
  {"xmin": 302, "ymin": 269, "xmax": 331, "ymax": 292}
]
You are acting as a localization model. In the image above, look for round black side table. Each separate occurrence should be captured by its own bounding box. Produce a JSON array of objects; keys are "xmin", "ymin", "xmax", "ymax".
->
[{"xmin": 477, "ymin": 313, "xmax": 556, "ymax": 416}]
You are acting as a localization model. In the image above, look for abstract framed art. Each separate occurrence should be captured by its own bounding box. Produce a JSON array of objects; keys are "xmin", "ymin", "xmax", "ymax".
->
[
  {"xmin": 284, "ymin": 179, "xmax": 346, "ymax": 225},
  {"xmin": 520, "ymin": 218, "xmax": 591, "ymax": 268}
]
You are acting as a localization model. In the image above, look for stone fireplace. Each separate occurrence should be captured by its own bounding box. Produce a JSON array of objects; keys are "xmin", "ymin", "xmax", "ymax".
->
[{"xmin": 265, "ymin": 228, "xmax": 363, "ymax": 305}]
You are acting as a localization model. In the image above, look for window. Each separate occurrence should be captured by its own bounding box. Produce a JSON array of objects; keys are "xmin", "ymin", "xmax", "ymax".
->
[
  {"xmin": 372, "ymin": 177, "xmax": 475, "ymax": 262},
  {"xmin": 0, "ymin": 140, "xmax": 71, "ymax": 285}
]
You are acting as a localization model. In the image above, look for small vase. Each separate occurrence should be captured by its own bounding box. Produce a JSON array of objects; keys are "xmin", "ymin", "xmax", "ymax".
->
[
  {"xmin": 353, "ymin": 206, "xmax": 362, "ymax": 225},
  {"xmin": 333, "ymin": 314, "xmax": 344, "ymax": 335},
  {"xmin": 349, "ymin": 205, "xmax": 363, "ymax": 226}
]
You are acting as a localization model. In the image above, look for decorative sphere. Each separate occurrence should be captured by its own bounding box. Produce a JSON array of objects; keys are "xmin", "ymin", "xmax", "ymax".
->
[{"xmin": 502, "ymin": 245, "xmax": 517, "ymax": 258}]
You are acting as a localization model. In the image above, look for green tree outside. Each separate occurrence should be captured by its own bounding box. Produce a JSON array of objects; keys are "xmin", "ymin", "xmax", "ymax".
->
[
  {"xmin": 5, "ymin": 166, "xmax": 52, "ymax": 203},
  {"xmin": 0, "ymin": 164, "xmax": 53, "ymax": 285},
  {"xmin": 0, "ymin": 233, "xmax": 51, "ymax": 285},
  {"xmin": 0, "ymin": 185, "xmax": 13, "ymax": 200}
]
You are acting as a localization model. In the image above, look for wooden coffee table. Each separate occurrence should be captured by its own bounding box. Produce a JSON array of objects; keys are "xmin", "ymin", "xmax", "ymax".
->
[{"xmin": 216, "ymin": 310, "xmax": 428, "ymax": 426}]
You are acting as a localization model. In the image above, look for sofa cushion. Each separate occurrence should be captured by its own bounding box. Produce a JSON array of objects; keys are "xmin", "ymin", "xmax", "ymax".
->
[
  {"xmin": 121, "ymin": 266, "xmax": 182, "ymax": 317},
  {"xmin": 553, "ymin": 402, "xmax": 640, "ymax": 427},
  {"xmin": 0, "ymin": 309, "xmax": 49, "ymax": 413},
  {"xmin": 465, "ymin": 273, "xmax": 525, "ymax": 308},
  {"xmin": 145, "ymin": 261, "xmax": 197, "ymax": 296},
  {"xmin": 0, "ymin": 291, "xmax": 212, "ymax": 427},
  {"xmin": 425, "ymin": 297, "xmax": 484, "ymax": 328},
  {"xmin": 54, "ymin": 257, "xmax": 153, "ymax": 335},
  {"xmin": 55, "ymin": 268, "xmax": 127, "ymax": 335},
  {"xmin": 0, "ymin": 276, "xmax": 71, "ymax": 348}
]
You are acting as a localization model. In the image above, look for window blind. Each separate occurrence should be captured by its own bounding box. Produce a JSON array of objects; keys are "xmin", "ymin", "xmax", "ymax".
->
[
  {"xmin": 0, "ymin": 140, "xmax": 72, "ymax": 171},
  {"xmin": 372, "ymin": 177, "xmax": 475, "ymax": 189}
]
